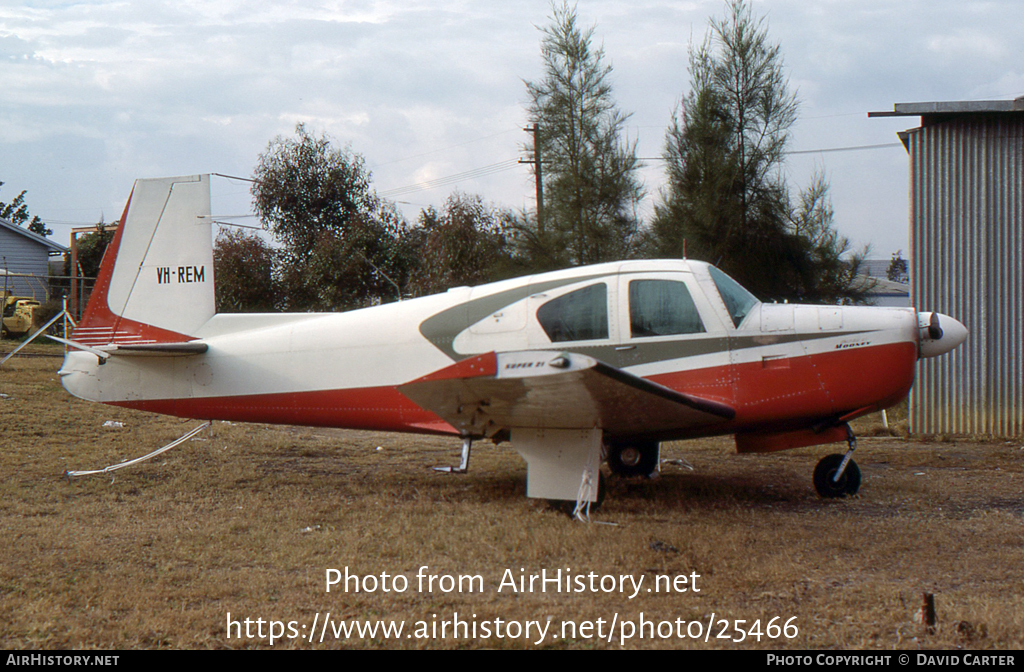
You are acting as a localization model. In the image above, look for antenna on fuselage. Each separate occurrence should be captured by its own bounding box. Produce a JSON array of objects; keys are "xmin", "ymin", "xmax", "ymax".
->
[{"xmin": 357, "ymin": 251, "xmax": 403, "ymax": 302}]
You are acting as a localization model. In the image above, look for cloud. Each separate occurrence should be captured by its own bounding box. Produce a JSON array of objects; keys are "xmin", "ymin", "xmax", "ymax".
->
[
  {"xmin": 927, "ymin": 29, "xmax": 1007, "ymax": 62},
  {"xmin": 2, "ymin": 0, "xmax": 1023, "ymax": 259}
]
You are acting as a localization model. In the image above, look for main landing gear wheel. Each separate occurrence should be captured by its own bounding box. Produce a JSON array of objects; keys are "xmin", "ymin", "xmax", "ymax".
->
[
  {"xmin": 813, "ymin": 453, "xmax": 861, "ymax": 498},
  {"xmin": 606, "ymin": 440, "xmax": 659, "ymax": 477}
]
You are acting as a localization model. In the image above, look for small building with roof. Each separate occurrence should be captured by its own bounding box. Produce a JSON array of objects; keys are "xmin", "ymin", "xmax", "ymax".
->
[
  {"xmin": 870, "ymin": 97, "xmax": 1024, "ymax": 437},
  {"xmin": 0, "ymin": 217, "xmax": 68, "ymax": 299},
  {"xmin": 859, "ymin": 258, "xmax": 910, "ymax": 307}
]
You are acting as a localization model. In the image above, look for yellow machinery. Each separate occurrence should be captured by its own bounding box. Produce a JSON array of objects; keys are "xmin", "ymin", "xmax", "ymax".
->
[{"xmin": 1, "ymin": 292, "xmax": 44, "ymax": 338}]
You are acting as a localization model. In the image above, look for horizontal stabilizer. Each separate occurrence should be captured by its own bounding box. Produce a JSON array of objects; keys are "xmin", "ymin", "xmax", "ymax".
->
[
  {"xmin": 49, "ymin": 335, "xmax": 207, "ymax": 358},
  {"xmin": 398, "ymin": 350, "xmax": 734, "ymax": 439},
  {"xmin": 100, "ymin": 342, "xmax": 209, "ymax": 356},
  {"xmin": 47, "ymin": 335, "xmax": 111, "ymax": 360}
]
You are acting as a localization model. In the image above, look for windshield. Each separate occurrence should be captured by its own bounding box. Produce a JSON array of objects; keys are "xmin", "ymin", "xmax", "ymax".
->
[{"xmin": 708, "ymin": 266, "xmax": 759, "ymax": 328}]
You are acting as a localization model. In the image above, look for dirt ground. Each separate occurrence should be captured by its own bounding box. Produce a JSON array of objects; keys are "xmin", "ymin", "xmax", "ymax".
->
[{"xmin": 1, "ymin": 346, "xmax": 1022, "ymax": 649}]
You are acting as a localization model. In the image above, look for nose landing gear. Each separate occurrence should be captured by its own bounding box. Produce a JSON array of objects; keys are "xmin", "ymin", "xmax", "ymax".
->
[{"xmin": 813, "ymin": 424, "xmax": 861, "ymax": 498}]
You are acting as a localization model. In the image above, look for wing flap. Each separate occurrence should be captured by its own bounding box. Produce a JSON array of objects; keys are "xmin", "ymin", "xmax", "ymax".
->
[{"xmin": 398, "ymin": 350, "xmax": 734, "ymax": 438}]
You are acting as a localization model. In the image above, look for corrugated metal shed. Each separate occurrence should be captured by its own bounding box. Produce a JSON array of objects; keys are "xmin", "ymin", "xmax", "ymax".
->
[
  {"xmin": 870, "ymin": 99, "xmax": 1024, "ymax": 436},
  {"xmin": 0, "ymin": 217, "xmax": 68, "ymax": 298}
]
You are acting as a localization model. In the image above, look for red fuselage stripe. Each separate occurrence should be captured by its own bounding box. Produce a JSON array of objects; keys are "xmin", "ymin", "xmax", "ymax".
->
[{"xmin": 109, "ymin": 341, "xmax": 917, "ymax": 440}]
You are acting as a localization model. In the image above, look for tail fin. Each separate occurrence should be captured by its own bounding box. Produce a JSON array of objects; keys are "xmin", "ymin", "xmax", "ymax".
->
[{"xmin": 74, "ymin": 174, "xmax": 214, "ymax": 346}]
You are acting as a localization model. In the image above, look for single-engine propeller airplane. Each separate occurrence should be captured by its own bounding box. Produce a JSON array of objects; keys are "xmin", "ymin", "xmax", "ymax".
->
[{"xmin": 58, "ymin": 175, "xmax": 967, "ymax": 506}]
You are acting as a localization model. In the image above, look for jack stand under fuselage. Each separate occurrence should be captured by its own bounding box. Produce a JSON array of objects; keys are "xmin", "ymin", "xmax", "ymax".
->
[{"xmin": 434, "ymin": 436, "xmax": 472, "ymax": 473}]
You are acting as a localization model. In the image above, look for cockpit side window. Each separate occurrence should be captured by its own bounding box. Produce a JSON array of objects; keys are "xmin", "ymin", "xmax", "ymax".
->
[
  {"xmin": 536, "ymin": 283, "xmax": 609, "ymax": 343},
  {"xmin": 708, "ymin": 266, "xmax": 759, "ymax": 328},
  {"xmin": 629, "ymin": 280, "xmax": 705, "ymax": 338}
]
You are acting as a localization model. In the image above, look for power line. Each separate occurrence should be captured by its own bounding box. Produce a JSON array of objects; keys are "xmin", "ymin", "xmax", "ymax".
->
[
  {"xmin": 372, "ymin": 129, "xmax": 521, "ymax": 168},
  {"xmin": 786, "ymin": 142, "xmax": 902, "ymax": 155},
  {"xmin": 213, "ymin": 172, "xmax": 256, "ymax": 183},
  {"xmin": 379, "ymin": 159, "xmax": 521, "ymax": 198},
  {"xmin": 212, "ymin": 221, "xmax": 263, "ymax": 230},
  {"xmin": 637, "ymin": 141, "xmax": 902, "ymax": 161}
]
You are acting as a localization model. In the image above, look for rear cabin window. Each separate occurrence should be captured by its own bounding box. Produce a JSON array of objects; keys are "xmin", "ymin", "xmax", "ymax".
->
[
  {"xmin": 536, "ymin": 283, "xmax": 609, "ymax": 342},
  {"xmin": 708, "ymin": 266, "xmax": 759, "ymax": 328},
  {"xmin": 629, "ymin": 280, "xmax": 705, "ymax": 338}
]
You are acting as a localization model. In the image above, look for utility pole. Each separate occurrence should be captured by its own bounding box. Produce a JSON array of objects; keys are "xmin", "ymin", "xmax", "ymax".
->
[{"xmin": 520, "ymin": 125, "xmax": 544, "ymax": 235}]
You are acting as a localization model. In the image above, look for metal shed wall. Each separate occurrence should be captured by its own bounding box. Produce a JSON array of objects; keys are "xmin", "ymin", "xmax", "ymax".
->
[
  {"xmin": 0, "ymin": 226, "xmax": 52, "ymax": 298},
  {"xmin": 908, "ymin": 115, "xmax": 1024, "ymax": 436}
]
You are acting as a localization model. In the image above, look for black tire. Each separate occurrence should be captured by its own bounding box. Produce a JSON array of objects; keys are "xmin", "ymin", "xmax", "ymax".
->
[
  {"xmin": 813, "ymin": 454, "xmax": 861, "ymax": 498},
  {"xmin": 607, "ymin": 440, "xmax": 659, "ymax": 477}
]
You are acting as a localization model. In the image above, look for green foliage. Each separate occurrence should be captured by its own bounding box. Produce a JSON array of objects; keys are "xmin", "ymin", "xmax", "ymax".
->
[
  {"xmin": 212, "ymin": 229, "xmax": 279, "ymax": 313},
  {"xmin": 251, "ymin": 124, "xmax": 410, "ymax": 311},
  {"xmin": 407, "ymin": 193, "xmax": 517, "ymax": 296},
  {"xmin": 887, "ymin": 250, "xmax": 909, "ymax": 283},
  {"xmin": 522, "ymin": 1, "xmax": 644, "ymax": 267},
  {"xmin": 650, "ymin": 76, "xmax": 740, "ymax": 261},
  {"xmin": 652, "ymin": 0, "xmax": 868, "ymax": 304},
  {"xmin": 277, "ymin": 203, "xmax": 412, "ymax": 311},
  {"xmin": 0, "ymin": 182, "xmax": 52, "ymax": 238},
  {"xmin": 65, "ymin": 224, "xmax": 114, "ymax": 280},
  {"xmin": 789, "ymin": 173, "xmax": 871, "ymax": 303},
  {"xmin": 253, "ymin": 123, "xmax": 378, "ymax": 262}
]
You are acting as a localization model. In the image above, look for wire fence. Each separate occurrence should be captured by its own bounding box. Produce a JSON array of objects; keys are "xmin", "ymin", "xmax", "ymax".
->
[{"xmin": 1, "ymin": 271, "xmax": 97, "ymax": 340}]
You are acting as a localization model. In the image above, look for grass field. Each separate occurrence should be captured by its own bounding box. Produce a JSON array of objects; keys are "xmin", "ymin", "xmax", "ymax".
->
[{"xmin": 1, "ymin": 345, "xmax": 1022, "ymax": 649}]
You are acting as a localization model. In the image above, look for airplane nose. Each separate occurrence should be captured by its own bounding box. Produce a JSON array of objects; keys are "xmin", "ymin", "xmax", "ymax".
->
[{"xmin": 917, "ymin": 311, "xmax": 968, "ymax": 358}]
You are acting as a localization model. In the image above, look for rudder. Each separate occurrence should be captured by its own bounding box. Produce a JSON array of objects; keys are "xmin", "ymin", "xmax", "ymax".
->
[{"xmin": 74, "ymin": 174, "xmax": 214, "ymax": 346}]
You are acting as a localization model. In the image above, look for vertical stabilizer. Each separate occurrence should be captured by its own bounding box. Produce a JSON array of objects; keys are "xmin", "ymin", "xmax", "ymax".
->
[{"xmin": 74, "ymin": 175, "xmax": 214, "ymax": 346}]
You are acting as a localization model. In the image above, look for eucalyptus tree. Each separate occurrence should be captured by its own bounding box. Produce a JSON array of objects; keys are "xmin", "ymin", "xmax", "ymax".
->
[{"xmin": 251, "ymin": 124, "xmax": 412, "ymax": 310}]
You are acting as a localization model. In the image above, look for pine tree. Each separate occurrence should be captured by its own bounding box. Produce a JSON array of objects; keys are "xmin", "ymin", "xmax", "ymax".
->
[
  {"xmin": 523, "ymin": 2, "xmax": 644, "ymax": 268},
  {"xmin": 653, "ymin": 0, "xmax": 867, "ymax": 303}
]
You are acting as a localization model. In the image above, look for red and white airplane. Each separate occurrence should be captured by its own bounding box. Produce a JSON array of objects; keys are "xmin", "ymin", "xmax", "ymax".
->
[{"xmin": 58, "ymin": 175, "xmax": 967, "ymax": 505}]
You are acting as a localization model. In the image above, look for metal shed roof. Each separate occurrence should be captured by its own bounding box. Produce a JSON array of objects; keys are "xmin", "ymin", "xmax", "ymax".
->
[
  {"xmin": 869, "ymin": 97, "xmax": 1024, "ymax": 118},
  {"xmin": 871, "ymin": 98, "xmax": 1024, "ymax": 150},
  {"xmin": 0, "ymin": 217, "xmax": 69, "ymax": 253}
]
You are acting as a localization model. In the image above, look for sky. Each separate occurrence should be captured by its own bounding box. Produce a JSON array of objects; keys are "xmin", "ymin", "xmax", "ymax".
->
[{"xmin": 2, "ymin": 0, "xmax": 1023, "ymax": 261}]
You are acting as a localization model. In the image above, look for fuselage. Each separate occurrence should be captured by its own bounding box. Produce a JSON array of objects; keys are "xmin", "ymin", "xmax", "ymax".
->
[{"xmin": 59, "ymin": 259, "xmax": 944, "ymax": 444}]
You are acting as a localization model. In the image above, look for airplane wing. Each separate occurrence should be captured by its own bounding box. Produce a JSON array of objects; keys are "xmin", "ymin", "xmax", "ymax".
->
[{"xmin": 398, "ymin": 350, "xmax": 735, "ymax": 439}]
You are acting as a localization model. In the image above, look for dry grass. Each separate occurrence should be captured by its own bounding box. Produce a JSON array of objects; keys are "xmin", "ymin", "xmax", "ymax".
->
[{"xmin": 1, "ymin": 346, "xmax": 1022, "ymax": 649}]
